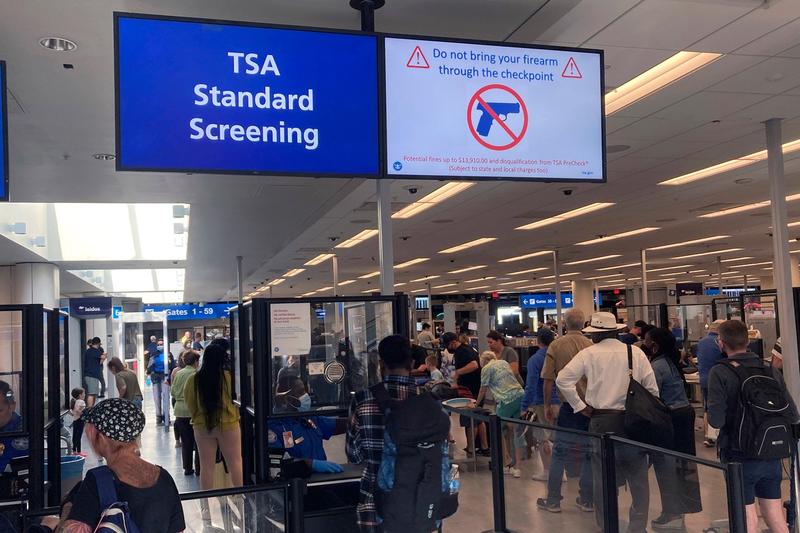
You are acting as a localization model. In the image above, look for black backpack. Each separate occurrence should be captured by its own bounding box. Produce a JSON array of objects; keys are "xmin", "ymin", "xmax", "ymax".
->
[
  {"xmin": 371, "ymin": 383, "xmax": 457, "ymax": 532},
  {"xmin": 720, "ymin": 359, "xmax": 794, "ymax": 460}
]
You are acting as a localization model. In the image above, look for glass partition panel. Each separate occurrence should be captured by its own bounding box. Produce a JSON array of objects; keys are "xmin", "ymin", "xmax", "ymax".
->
[
  {"xmin": 247, "ymin": 305, "xmax": 254, "ymax": 409},
  {"xmin": 743, "ymin": 293, "xmax": 778, "ymax": 358},
  {"xmin": 270, "ymin": 299, "xmax": 395, "ymax": 413},
  {"xmin": 714, "ymin": 298, "xmax": 742, "ymax": 321},
  {"xmin": 0, "ymin": 311, "xmax": 23, "ymax": 426},
  {"xmin": 180, "ymin": 486, "xmax": 287, "ymax": 532},
  {"xmin": 625, "ymin": 305, "xmax": 662, "ymax": 328},
  {"xmin": 503, "ymin": 417, "xmax": 601, "ymax": 532},
  {"xmin": 231, "ymin": 308, "xmax": 241, "ymax": 400},
  {"xmin": 613, "ymin": 440, "xmax": 731, "ymax": 533},
  {"xmin": 58, "ymin": 313, "xmax": 67, "ymax": 410},
  {"xmin": 669, "ymin": 304, "xmax": 712, "ymax": 354},
  {"xmin": 42, "ymin": 311, "xmax": 49, "ymax": 423}
]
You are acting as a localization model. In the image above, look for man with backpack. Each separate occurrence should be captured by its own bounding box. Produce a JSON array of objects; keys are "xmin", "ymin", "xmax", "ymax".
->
[
  {"xmin": 346, "ymin": 335, "xmax": 454, "ymax": 533},
  {"xmin": 707, "ymin": 320, "xmax": 799, "ymax": 533}
]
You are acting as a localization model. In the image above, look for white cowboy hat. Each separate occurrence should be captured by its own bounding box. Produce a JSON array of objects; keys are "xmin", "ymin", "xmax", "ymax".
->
[{"xmin": 582, "ymin": 312, "xmax": 627, "ymax": 333}]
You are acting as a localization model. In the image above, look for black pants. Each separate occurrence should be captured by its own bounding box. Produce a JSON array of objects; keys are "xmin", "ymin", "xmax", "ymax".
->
[
  {"xmin": 72, "ymin": 419, "xmax": 84, "ymax": 453},
  {"xmin": 174, "ymin": 417, "xmax": 199, "ymax": 472},
  {"xmin": 590, "ymin": 412, "xmax": 650, "ymax": 533},
  {"xmin": 652, "ymin": 405, "xmax": 702, "ymax": 516}
]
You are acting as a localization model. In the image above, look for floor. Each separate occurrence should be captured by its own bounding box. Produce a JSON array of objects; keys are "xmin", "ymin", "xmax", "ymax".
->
[{"xmin": 75, "ymin": 392, "xmax": 782, "ymax": 532}]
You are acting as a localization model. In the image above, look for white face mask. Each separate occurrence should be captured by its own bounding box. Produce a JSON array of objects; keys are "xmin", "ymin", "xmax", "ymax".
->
[{"xmin": 297, "ymin": 393, "xmax": 312, "ymax": 412}]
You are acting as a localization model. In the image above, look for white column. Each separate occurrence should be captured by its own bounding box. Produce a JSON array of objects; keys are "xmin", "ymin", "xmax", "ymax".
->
[
  {"xmin": 553, "ymin": 251, "xmax": 562, "ymax": 331},
  {"xmin": 426, "ymin": 282, "xmax": 433, "ymax": 325},
  {"xmin": 377, "ymin": 180, "xmax": 395, "ymax": 295},
  {"xmin": 236, "ymin": 255, "xmax": 243, "ymax": 303},
  {"xmin": 640, "ymin": 249, "xmax": 649, "ymax": 306},
  {"xmin": 332, "ymin": 254, "xmax": 340, "ymax": 296},
  {"xmin": 11, "ymin": 263, "xmax": 60, "ymax": 308},
  {"xmin": 572, "ymin": 280, "xmax": 594, "ymax": 320},
  {"xmin": 791, "ymin": 255, "xmax": 800, "ymax": 287}
]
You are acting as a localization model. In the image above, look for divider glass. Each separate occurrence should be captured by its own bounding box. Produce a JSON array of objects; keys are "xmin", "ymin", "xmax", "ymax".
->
[{"xmin": 180, "ymin": 486, "xmax": 288, "ymax": 533}]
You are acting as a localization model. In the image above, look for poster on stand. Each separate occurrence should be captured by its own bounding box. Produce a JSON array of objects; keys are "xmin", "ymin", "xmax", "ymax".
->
[{"xmin": 270, "ymin": 302, "xmax": 311, "ymax": 357}]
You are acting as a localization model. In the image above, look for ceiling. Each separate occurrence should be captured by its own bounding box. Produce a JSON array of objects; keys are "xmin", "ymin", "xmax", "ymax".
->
[{"xmin": 1, "ymin": 0, "xmax": 800, "ymax": 302}]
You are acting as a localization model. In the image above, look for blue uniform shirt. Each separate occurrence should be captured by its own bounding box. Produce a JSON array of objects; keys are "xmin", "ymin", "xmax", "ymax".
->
[
  {"xmin": 0, "ymin": 413, "xmax": 27, "ymax": 472},
  {"xmin": 522, "ymin": 346, "xmax": 560, "ymax": 411},
  {"xmin": 697, "ymin": 332, "xmax": 722, "ymax": 389},
  {"xmin": 267, "ymin": 416, "xmax": 336, "ymax": 461}
]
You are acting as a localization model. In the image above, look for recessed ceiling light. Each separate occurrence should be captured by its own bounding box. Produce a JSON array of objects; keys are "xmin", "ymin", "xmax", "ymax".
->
[
  {"xmin": 39, "ymin": 37, "xmax": 77, "ymax": 52},
  {"xmin": 465, "ymin": 276, "xmax": 496, "ymax": 283},
  {"xmin": 647, "ymin": 235, "xmax": 730, "ymax": 251},
  {"xmin": 448, "ymin": 265, "xmax": 487, "ymax": 274},
  {"xmin": 515, "ymin": 203, "xmax": 614, "ymax": 231},
  {"xmin": 698, "ymin": 194, "xmax": 800, "ymax": 218},
  {"xmin": 358, "ymin": 271, "xmax": 381, "ymax": 279},
  {"xmin": 395, "ymin": 257, "xmax": 429, "ymax": 269},
  {"xmin": 338, "ymin": 279, "xmax": 356, "ymax": 286},
  {"xmin": 433, "ymin": 283, "xmax": 457, "ymax": 289},
  {"xmin": 564, "ymin": 254, "xmax": 621, "ymax": 265},
  {"xmin": 93, "ymin": 153, "xmax": 116, "ymax": 161},
  {"xmin": 304, "ymin": 253, "xmax": 334, "ymax": 266},
  {"xmin": 507, "ymin": 267, "xmax": 548, "ymax": 276},
  {"xmin": 721, "ymin": 257, "xmax": 754, "ymax": 262},
  {"xmin": 465, "ymin": 285, "xmax": 491, "ymax": 290},
  {"xmin": 410, "ymin": 275, "xmax": 440, "ymax": 282},
  {"xmin": 499, "ymin": 250, "xmax": 552, "ymax": 263},
  {"xmin": 540, "ymin": 272, "xmax": 580, "ymax": 279},
  {"xmin": 439, "ymin": 237, "xmax": 497, "ymax": 254},
  {"xmin": 283, "ymin": 268, "xmax": 306, "ymax": 278},
  {"xmin": 647, "ymin": 264, "xmax": 693, "ymax": 273},
  {"xmin": 392, "ymin": 182, "xmax": 475, "ymax": 219},
  {"xmin": 596, "ymin": 262, "xmax": 640, "ymax": 271},
  {"xmin": 577, "ymin": 227, "xmax": 659, "ymax": 246},
  {"xmin": 335, "ymin": 229, "xmax": 379, "ymax": 249},
  {"xmin": 671, "ymin": 248, "xmax": 744, "ymax": 260}
]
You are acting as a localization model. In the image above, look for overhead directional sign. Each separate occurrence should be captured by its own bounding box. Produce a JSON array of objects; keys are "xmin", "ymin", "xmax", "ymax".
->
[
  {"xmin": 384, "ymin": 37, "xmax": 605, "ymax": 181},
  {"xmin": 519, "ymin": 292, "xmax": 602, "ymax": 309},
  {"xmin": 0, "ymin": 61, "xmax": 8, "ymax": 201},
  {"xmin": 142, "ymin": 302, "xmax": 236, "ymax": 321},
  {"xmin": 115, "ymin": 13, "xmax": 380, "ymax": 177}
]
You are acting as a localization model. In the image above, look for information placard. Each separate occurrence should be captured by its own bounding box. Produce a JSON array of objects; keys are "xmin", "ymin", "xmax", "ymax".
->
[
  {"xmin": 270, "ymin": 302, "xmax": 311, "ymax": 357},
  {"xmin": 384, "ymin": 37, "xmax": 605, "ymax": 181},
  {"xmin": 0, "ymin": 61, "xmax": 8, "ymax": 200},
  {"xmin": 115, "ymin": 14, "xmax": 380, "ymax": 176}
]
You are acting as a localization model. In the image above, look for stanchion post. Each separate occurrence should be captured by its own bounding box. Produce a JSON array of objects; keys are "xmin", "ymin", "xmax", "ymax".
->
[
  {"xmin": 289, "ymin": 477, "xmax": 306, "ymax": 533},
  {"xmin": 482, "ymin": 414, "xmax": 512, "ymax": 533},
  {"xmin": 600, "ymin": 435, "xmax": 620, "ymax": 533},
  {"xmin": 725, "ymin": 461, "xmax": 747, "ymax": 533}
]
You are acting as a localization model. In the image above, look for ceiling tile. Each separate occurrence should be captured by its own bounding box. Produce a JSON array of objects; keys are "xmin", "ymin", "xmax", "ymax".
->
[
  {"xmin": 724, "ymin": 94, "xmax": 800, "ymax": 122},
  {"xmin": 711, "ymin": 56, "xmax": 800, "ymax": 94},
  {"xmin": 692, "ymin": 2, "xmax": 800, "ymax": 54},
  {"xmin": 511, "ymin": 0, "xmax": 641, "ymax": 45},
  {"xmin": 652, "ymin": 90, "xmax": 770, "ymax": 122},
  {"xmin": 735, "ymin": 16, "xmax": 800, "ymax": 56}
]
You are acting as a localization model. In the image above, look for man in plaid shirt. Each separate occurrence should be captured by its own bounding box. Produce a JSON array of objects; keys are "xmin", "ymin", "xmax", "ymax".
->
[{"xmin": 346, "ymin": 335, "xmax": 420, "ymax": 532}]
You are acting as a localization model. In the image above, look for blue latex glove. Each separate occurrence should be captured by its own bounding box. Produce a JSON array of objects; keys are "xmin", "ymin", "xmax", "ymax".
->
[{"xmin": 311, "ymin": 460, "xmax": 344, "ymax": 474}]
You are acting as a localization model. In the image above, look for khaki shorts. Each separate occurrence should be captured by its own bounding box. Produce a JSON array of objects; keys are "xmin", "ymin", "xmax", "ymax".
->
[
  {"xmin": 531, "ymin": 405, "xmax": 558, "ymax": 442},
  {"xmin": 84, "ymin": 376, "xmax": 101, "ymax": 396}
]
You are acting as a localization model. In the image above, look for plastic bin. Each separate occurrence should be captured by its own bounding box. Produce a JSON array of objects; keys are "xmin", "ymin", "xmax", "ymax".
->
[{"xmin": 45, "ymin": 454, "xmax": 85, "ymax": 502}]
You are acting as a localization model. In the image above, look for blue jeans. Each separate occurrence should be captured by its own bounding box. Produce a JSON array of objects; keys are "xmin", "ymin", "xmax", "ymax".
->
[{"xmin": 547, "ymin": 402, "xmax": 593, "ymax": 503}]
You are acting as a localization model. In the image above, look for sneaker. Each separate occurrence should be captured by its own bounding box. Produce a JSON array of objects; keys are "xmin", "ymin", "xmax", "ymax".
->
[
  {"xmin": 531, "ymin": 472, "xmax": 548, "ymax": 482},
  {"xmin": 575, "ymin": 498, "xmax": 594, "ymax": 512},
  {"xmin": 536, "ymin": 498, "xmax": 561, "ymax": 513},
  {"xmin": 651, "ymin": 514, "xmax": 685, "ymax": 530}
]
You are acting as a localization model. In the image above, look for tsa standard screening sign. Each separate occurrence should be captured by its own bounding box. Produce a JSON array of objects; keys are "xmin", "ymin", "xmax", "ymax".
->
[
  {"xmin": 384, "ymin": 37, "xmax": 604, "ymax": 181},
  {"xmin": 115, "ymin": 14, "xmax": 380, "ymax": 176}
]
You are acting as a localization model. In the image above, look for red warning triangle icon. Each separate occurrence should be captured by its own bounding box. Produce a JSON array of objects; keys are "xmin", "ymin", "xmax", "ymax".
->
[
  {"xmin": 406, "ymin": 46, "xmax": 430, "ymax": 69},
  {"xmin": 562, "ymin": 57, "xmax": 582, "ymax": 78}
]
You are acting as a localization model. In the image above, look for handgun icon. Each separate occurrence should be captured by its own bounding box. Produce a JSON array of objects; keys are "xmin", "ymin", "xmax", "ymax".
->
[{"xmin": 476, "ymin": 102, "xmax": 520, "ymax": 137}]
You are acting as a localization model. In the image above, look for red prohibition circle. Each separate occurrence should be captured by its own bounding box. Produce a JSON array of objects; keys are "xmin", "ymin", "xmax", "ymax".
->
[{"xmin": 466, "ymin": 83, "xmax": 529, "ymax": 151}]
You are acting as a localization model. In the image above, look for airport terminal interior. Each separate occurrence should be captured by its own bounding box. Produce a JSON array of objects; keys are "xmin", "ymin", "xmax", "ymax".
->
[{"xmin": 2, "ymin": 0, "xmax": 800, "ymax": 532}]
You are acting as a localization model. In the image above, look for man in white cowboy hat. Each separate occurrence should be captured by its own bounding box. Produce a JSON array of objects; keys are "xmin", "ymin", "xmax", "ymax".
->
[{"xmin": 556, "ymin": 312, "xmax": 658, "ymax": 533}]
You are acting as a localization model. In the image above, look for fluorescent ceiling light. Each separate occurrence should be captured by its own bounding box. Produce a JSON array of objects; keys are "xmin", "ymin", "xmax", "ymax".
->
[
  {"xmin": 725, "ymin": 261, "xmax": 772, "ymax": 268},
  {"xmin": 439, "ymin": 237, "xmax": 497, "ymax": 254},
  {"xmin": 267, "ymin": 278, "xmax": 285, "ymax": 286},
  {"xmin": 361, "ymin": 289, "xmax": 379, "ymax": 294},
  {"xmin": 335, "ymin": 229, "xmax": 378, "ymax": 249},
  {"xmin": 606, "ymin": 51, "xmax": 722, "ymax": 116},
  {"xmin": 586, "ymin": 273, "xmax": 628, "ymax": 280},
  {"xmin": 440, "ymin": 290, "xmax": 460, "ymax": 294},
  {"xmin": 448, "ymin": 265, "xmax": 487, "ymax": 274},
  {"xmin": 541, "ymin": 272, "xmax": 580, "ymax": 279},
  {"xmin": 660, "ymin": 139, "xmax": 800, "ymax": 186},
  {"xmin": 647, "ymin": 264, "xmax": 693, "ymax": 273},
  {"xmin": 564, "ymin": 254, "xmax": 621, "ymax": 265},
  {"xmin": 659, "ymin": 277, "xmax": 677, "ymax": 281},
  {"xmin": 699, "ymin": 194, "xmax": 800, "ymax": 218},
  {"xmin": 410, "ymin": 288, "xmax": 428, "ymax": 293},
  {"xmin": 576, "ymin": 227, "xmax": 659, "ymax": 246},
  {"xmin": 301, "ymin": 291, "xmax": 317, "ymax": 297},
  {"xmin": 465, "ymin": 285, "xmax": 491, "ymax": 290},
  {"xmin": 499, "ymin": 251, "xmax": 552, "ymax": 263},
  {"xmin": 672, "ymin": 248, "xmax": 743, "ymax": 260},
  {"xmin": 395, "ymin": 257, "xmax": 429, "ymax": 269},
  {"xmin": 392, "ymin": 182, "xmax": 475, "ymax": 219},
  {"xmin": 394, "ymin": 282, "xmax": 407, "ymax": 287},
  {"xmin": 316, "ymin": 286, "xmax": 333, "ymax": 292},
  {"xmin": 516, "ymin": 203, "xmax": 614, "ymax": 231},
  {"xmin": 465, "ymin": 276, "xmax": 496, "ymax": 283},
  {"xmin": 597, "ymin": 262, "xmax": 640, "ymax": 271},
  {"xmin": 498, "ymin": 280, "xmax": 530, "ymax": 286},
  {"xmin": 338, "ymin": 279, "xmax": 356, "ymax": 286},
  {"xmin": 410, "ymin": 275, "xmax": 440, "ymax": 282},
  {"xmin": 359, "ymin": 271, "xmax": 381, "ymax": 279},
  {"xmin": 647, "ymin": 235, "xmax": 729, "ymax": 251},
  {"xmin": 283, "ymin": 268, "xmax": 305, "ymax": 278},
  {"xmin": 433, "ymin": 283, "xmax": 457, "ymax": 289},
  {"xmin": 721, "ymin": 257, "xmax": 754, "ymax": 263},
  {"xmin": 507, "ymin": 267, "xmax": 548, "ymax": 275},
  {"xmin": 305, "ymin": 253, "xmax": 334, "ymax": 266},
  {"xmin": 789, "ymin": 221, "xmax": 800, "ymax": 228}
]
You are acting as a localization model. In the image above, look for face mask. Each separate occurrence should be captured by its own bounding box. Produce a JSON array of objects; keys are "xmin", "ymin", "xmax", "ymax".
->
[
  {"xmin": 297, "ymin": 393, "xmax": 312, "ymax": 412},
  {"xmin": 157, "ymin": 345, "xmax": 164, "ymax": 351}
]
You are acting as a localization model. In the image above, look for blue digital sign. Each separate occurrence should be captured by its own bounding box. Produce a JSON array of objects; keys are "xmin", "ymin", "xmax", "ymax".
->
[
  {"xmin": 115, "ymin": 14, "xmax": 379, "ymax": 177},
  {"xmin": 143, "ymin": 302, "xmax": 235, "ymax": 321},
  {"xmin": 519, "ymin": 292, "xmax": 602, "ymax": 309},
  {"xmin": 0, "ymin": 61, "xmax": 8, "ymax": 201}
]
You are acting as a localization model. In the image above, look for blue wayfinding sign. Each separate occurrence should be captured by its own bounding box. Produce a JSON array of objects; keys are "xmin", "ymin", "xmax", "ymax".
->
[
  {"xmin": 0, "ymin": 61, "xmax": 8, "ymax": 201},
  {"xmin": 143, "ymin": 302, "xmax": 235, "ymax": 321},
  {"xmin": 115, "ymin": 14, "xmax": 380, "ymax": 177},
  {"xmin": 519, "ymin": 292, "xmax": 602, "ymax": 309}
]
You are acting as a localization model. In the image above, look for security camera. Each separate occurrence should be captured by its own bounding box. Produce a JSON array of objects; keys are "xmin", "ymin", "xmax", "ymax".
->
[
  {"xmin": 329, "ymin": 236, "xmax": 339, "ymax": 242},
  {"xmin": 400, "ymin": 236, "xmax": 410, "ymax": 241},
  {"xmin": 408, "ymin": 187, "xmax": 418, "ymax": 194},
  {"xmin": 560, "ymin": 188, "xmax": 573, "ymax": 196}
]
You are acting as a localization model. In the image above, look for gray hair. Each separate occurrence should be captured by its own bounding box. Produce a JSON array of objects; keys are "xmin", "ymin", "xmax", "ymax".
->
[{"xmin": 564, "ymin": 308, "xmax": 585, "ymax": 332}]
